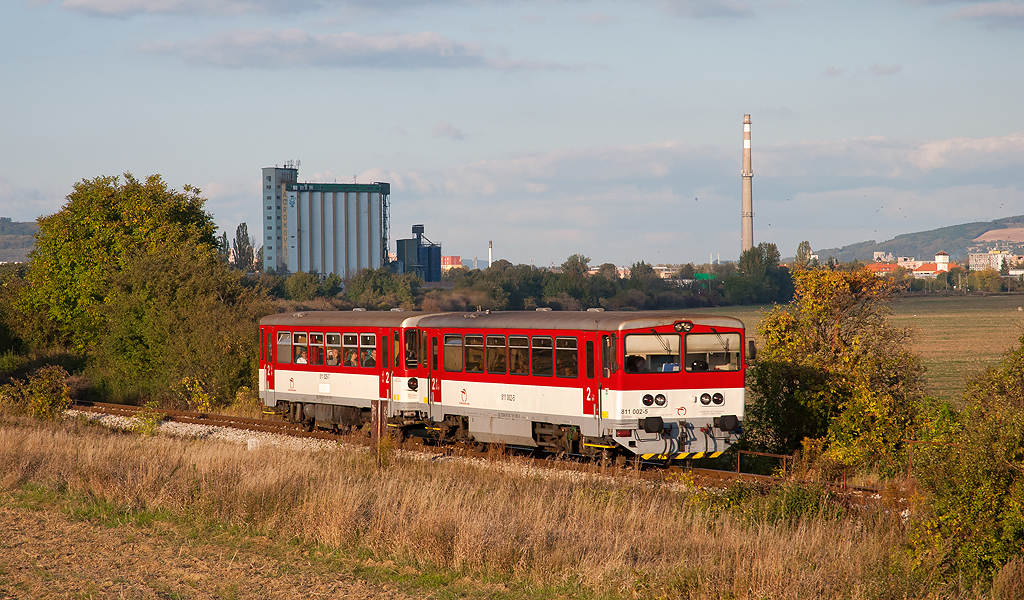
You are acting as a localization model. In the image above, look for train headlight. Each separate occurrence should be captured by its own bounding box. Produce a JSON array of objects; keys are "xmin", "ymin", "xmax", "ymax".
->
[
  {"xmin": 408, "ymin": 377, "xmax": 418, "ymax": 391},
  {"xmin": 712, "ymin": 392, "xmax": 724, "ymax": 405},
  {"xmin": 654, "ymin": 394, "xmax": 667, "ymax": 406},
  {"xmin": 673, "ymin": 320, "xmax": 694, "ymax": 333},
  {"xmin": 700, "ymin": 393, "xmax": 712, "ymax": 405},
  {"xmin": 642, "ymin": 394, "xmax": 654, "ymax": 406}
]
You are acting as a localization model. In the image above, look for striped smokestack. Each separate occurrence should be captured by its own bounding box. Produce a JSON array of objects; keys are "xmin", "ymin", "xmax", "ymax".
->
[{"xmin": 741, "ymin": 114, "xmax": 754, "ymax": 254}]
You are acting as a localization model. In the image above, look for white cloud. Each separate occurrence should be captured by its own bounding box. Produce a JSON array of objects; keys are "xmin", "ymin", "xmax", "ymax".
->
[
  {"xmin": 945, "ymin": 1, "xmax": 1024, "ymax": 29},
  {"xmin": 432, "ymin": 122, "xmax": 467, "ymax": 140},
  {"xmin": 60, "ymin": 0, "xmax": 319, "ymax": 16},
  {"xmin": 578, "ymin": 12, "xmax": 622, "ymax": 24},
  {"xmin": 868, "ymin": 63, "xmax": 903, "ymax": 75},
  {"xmin": 139, "ymin": 28, "xmax": 575, "ymax": 70},
  {"xmin": 660, "ymin": 0, "xmax": 753, "ymax": 18},
  {"xmin": 824, "ymin": 66, "xmax": 846, "ymax": 76}
]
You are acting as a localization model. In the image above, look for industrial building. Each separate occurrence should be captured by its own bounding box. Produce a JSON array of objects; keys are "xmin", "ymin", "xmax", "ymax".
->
[
  {"xmin": 261, "ymin": 163, "xmax": 390, "ymax": 277},
  {"xmin": 395, "ymin": 225, "xmax": 442, "ymax": 282},
  {"xmin": 285, "ymin": 182, "xmax": 390, "ymax": 277},
  {"xmin": 261, "ymin": 163, "xmax": 299, "ymax": 273}
]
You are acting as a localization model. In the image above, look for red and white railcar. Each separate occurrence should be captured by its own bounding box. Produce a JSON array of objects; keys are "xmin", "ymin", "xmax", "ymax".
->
[{"xmin": 259, "ymin": 310, "xmax": 748, "ymax": 461}]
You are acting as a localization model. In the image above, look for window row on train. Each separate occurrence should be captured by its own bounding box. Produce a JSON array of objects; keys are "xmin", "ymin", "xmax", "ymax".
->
[
  {"xmin": 439, "ymin": 334, "xmax": 595, "ymax": 379},
  {"xmin": 275, "ymin": 331, "xmax": 381, "ymax": 368}
]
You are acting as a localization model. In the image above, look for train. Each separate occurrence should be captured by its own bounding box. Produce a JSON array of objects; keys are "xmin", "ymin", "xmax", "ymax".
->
[{"xmin": 258, "ymin": 309, "xmax": 750, "ymax": 462}]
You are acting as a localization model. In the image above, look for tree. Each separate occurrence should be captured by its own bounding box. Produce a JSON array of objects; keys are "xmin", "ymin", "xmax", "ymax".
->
[
  {"xmin": 560, "ymin": 254, "xmax": 590, "ymax": 277},
  {"xmin": 232, "ymin": 223, "xmax": 254, "ymax": 272},
  {"xmin": 745, "ymin": 268, "xmax": 923, "ymax": 470},
  {"xmin": 724, "ymin": 242, "xmax": 793, "ymax": 305},
  {"xmin": 284, "ymin": 272, "xmax": 320, "ymax": 301},
  {"xmin": 22, "ymin": 173, "xmax": 217, "ymax": 350},
  {"xmin": 90, "ymin": 242, "xmax": 272, "ymax": 404},
  {"xmin": 795, "ymin": 241, "xmax": 813, "ymax": 268},
  {"xmin": 597, "ymin": 263, "xmax": 619, "ymax": 280},
  {"xmin": 912, "ymin": 336, "xmax": 1024, "ymax": 581}
]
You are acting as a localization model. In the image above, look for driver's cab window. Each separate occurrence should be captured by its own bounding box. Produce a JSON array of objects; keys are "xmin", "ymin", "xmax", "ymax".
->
[
  {"xmin": 685, "ymin": 332, "xmax": 741, "ymax": 372},
  {"xmin": 624, "ymin": 333, "xmax": 680, "ymax": 373}
]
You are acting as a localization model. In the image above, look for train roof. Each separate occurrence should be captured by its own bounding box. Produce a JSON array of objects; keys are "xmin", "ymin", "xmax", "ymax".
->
[{"xmin": 261, "ymin": 310, "xmax": 744, "ymax": 332}]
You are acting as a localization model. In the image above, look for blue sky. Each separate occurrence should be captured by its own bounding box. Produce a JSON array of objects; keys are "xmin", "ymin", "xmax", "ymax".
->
[{"xmin": 1, "ymin": 0, "xmax": 1022, "ymax": 266}]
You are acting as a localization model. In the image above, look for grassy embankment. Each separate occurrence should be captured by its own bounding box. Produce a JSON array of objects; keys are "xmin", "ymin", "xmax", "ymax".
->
[{"xmin": 1, "ymin": 413, "xmax": 969, "ymax": 599}]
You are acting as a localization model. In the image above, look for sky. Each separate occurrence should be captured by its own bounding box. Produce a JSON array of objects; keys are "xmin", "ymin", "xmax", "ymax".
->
[{"xmin": 1, "ymin": 0, "xmax": 1022, "ymax": 267}]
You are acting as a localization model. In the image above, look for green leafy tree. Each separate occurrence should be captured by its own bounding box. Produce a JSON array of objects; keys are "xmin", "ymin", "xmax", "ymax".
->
[
  {"xmin": 284, "ymin": 271, "xmax": 320, "ymax": 301},
  {"xmin": 232, "ymin": 223, "xmax": 254, "ymax": 272},
  {"xmin": 724, "ymin": 242, "xmax": 793, "ymax": 305},
  {"xmin": 745, "ymin": 268, "xmax": 923, "ymax": 470},
  {"xmin": 912, "ymin": 336, "xmax": 1024, "ymax": 581},
  {"xmin": 89, "ymin": 243, "xmax": 272, "ymax": 404},
  {"xmin": 345, "ymin": 266, "xmax": 421, "ymax": 309},
  {"xmin": 22, "ymin": 173, "xmax": 216, "ymax": 350},
  {"xmin": 795, "ymin": 241, "xmax": 813, "ymax": 268}
]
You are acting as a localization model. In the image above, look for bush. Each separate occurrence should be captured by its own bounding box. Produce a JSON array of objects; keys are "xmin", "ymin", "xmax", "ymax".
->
[{"xmin": 0, "ymin": 365, "xmax": 71, "ymax": 420}]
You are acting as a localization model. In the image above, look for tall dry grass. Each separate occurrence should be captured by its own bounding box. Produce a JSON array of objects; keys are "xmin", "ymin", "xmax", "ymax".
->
[{"xmin": 0, "ymin": 416, "xmax": 989, "ymax": 598}]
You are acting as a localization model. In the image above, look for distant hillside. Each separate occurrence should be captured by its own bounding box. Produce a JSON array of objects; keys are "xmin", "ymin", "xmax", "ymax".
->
[
  {"xmin": 812, "ymin": 215, "xmax": 1024, "ymax": 263},
  {"xmin": 0, "ymin": 217, "xmax": 37, "ymax": 263}
]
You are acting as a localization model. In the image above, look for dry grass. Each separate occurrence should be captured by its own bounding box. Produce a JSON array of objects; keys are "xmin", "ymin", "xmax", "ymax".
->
[{"xmin": 0, "ymin": 414, "xmax": 995, "ymax": 599}]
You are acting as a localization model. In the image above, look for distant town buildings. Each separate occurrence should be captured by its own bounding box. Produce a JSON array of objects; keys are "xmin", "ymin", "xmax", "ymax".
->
[
  {"xmin": 866, "ymin": 252, "xmax": 955, "ymax": 278},
  {"xmin": 968, "ymin": 250, "xmax": 1023, "ymax": 272}
]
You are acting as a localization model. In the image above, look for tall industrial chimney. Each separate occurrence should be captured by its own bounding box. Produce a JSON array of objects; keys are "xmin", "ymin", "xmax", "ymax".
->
[
  {"xmin": 741, "ymin": 114, "xmax": 754, "ymax": 254},
  {"xmin": 488, "ymin": 241, "xmax": 492, "ymax": 268}
]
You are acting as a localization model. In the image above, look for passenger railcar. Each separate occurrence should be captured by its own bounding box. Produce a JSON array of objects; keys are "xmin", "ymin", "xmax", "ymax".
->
[{"xmin": 258, "ymin": 310, "xmax": 749, "ymax": 462}]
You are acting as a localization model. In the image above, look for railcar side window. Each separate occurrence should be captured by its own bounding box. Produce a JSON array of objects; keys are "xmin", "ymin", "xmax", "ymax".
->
[
  {"xmin": 393, "ymin": 331, "xmax": 400, "ymax": 368},
  {"xmin": 293, "ymin": 332, "xmax": 308, "ymax": 364},
  {"xmin": 486, "ymin": 335, "xmax": 507, "ymax": 374},
  {"xmin": 531, "ymin": 336, "xmax": 553, "ymax": 377},
  {"xmin": 343, "ymin": 333, "xmax": 359, "ymax": 367},
  {"xmin": 382, "ymin": 336, "xmax": 389, "ymax": 369},
  {"xmin": 509, "ymin": 336, "xmax": 529, "ymax": 375},
  {"xmin": 404, "ymin": 330, "xmax": 419, "ymax": 368},
  {"xmin": 361, "ymin": 334, "xmax": 377, "ymax": 367},
  {"xmin": 260, "ymin": 329, "xmax": 265, "ymax": 362},
  {"xmin": 685, "ymin": 332, "xmax": 741, "ymax": 372},
  {"xmin": 555, "ymin": 337, "xmax": 578, "ymax": 378},
  {"xmin": 326, "ymin": 333, "xmax": 341, "ymax": 366},
  {"xmin": 586, "ymin": 340, "xmax": 595, "ymax": 379},
  {"xmin": 465, "ymin": 335, "xmax": 484, "ymax": 373},
  {"xmin": 277, "ymin": 331, "xmax": 291, "ymax": 364},
  {"xmin": 309, "ymin": 333, "xmax": 325, "ymax": 366},
  {"xmin": 444, "ymin": 334, "xmax": 463, "ymax": 372},
  {"xmin": 267, "ymin": 332, "xmax": 273, "ymax": 364},
  {"xmin": 432, "ymin": 337, "xmax": 438, "ymax": 370},
  {"xmin": 624, "ymin": 333, "xmax": 681, "ymax": 373}
]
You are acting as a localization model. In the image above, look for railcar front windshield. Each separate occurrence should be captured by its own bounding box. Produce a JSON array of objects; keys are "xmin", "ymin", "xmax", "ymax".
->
[
  {"xmin": 624, "ymin": 333, "xmax": 681, "ymax": 373},
  {"xmin": 685, "ymin": 332, "xmax": 741, "ymax": 372}
]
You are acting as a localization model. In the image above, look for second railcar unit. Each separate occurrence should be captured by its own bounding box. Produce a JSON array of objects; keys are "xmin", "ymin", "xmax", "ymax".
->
[{"xmin": 258, "ymin": 310, "xmax": 748, "ymax": 461}]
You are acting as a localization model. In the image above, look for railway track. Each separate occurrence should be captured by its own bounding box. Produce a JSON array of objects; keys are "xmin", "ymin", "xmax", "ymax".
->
[{"xmin": 70, "ymin": 401, "xmax": 883, "ymax": 500}]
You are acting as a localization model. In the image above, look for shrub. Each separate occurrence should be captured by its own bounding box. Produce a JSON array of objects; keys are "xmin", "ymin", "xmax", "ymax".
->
[
  {"xmin": 173, "ymin": 376, "xmax": 214, "ymax": 412},
  {"xmin": 0, "ymin": 365, "xmax": 71, "ymax": 420},
  {"xmin": 133, "ymin": 400, "xmax": 166, "ymax": 436}
]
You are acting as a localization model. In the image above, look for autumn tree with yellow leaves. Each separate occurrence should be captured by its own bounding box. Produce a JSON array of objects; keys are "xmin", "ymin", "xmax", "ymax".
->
[{"xmin": 744, "ymin": 268, "xmax": 924, "ymax": 472}]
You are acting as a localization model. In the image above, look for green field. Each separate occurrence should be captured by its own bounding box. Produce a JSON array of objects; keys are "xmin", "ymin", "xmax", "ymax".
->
[{"xmin": 691, "ymin": 294, "xmax": 1024, "ymax": 404}]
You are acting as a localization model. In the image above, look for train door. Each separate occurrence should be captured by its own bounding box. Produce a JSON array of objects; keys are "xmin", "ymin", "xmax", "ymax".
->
[
  {"xmin": 264, "ymin": 327, "xmax": 276, "ymax": 404},
  {"xmin": 429, "ymin": 331, "xmax": 442, "ymax": 420},
  {"xmin": 378, "ymin": 328, "xmax": 391, "ymax": 405},
  {"xmin": 599, "ymin": 334, "xmax": 618, "ymax": 419},
  {"xmin": 583, "ymin": 336, "xmax": 598, "ymax": 416}
]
